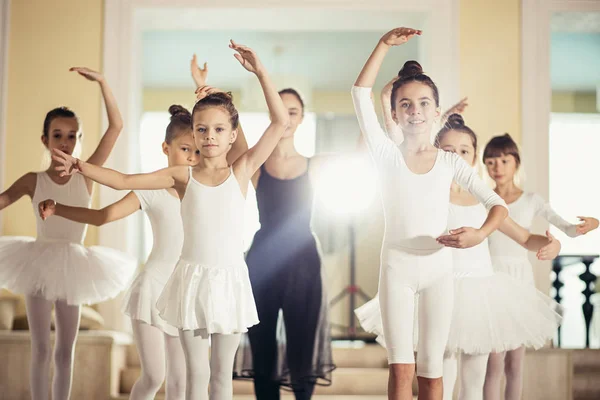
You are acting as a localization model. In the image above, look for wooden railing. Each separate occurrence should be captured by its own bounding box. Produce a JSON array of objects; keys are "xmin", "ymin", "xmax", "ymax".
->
[{"xmin": 552, "ymin": 254, "xmax": 599, "ymax": 348}]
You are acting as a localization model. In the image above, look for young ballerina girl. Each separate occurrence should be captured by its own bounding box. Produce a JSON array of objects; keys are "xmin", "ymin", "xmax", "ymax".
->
[
  {"xmin": 357, "ymin": 96, "xmax": 564, "ymax": 400},
  {"xmin": 352, "ymin": 27, "xmax": 508, "ymax": 400},
  {"xmin": 38, "ymin": 61, "xmax": 248, "ymax": 400},
  {"xmin": 233, "ymin": 87, "xmax": 336, "ymax": 400},
  {"xmin": 51, "ymin": 41, "xmax": 289, "ymax": 400},
  {"xmin": 0, "ymin": 67, "xmax": 136, "ymax": 400},
  {"xmin": 482, "ymin": 133, "xmax": 599, "ymax": 400}
]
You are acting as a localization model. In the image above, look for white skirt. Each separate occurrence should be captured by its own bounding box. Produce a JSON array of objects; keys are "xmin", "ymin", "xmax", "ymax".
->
[
  {"xmin": 356, "ymin": 271, "xmax": 562, "ymax": 354},
  {"xmin": 121, "ymin": 259, "xmax": 179, "ymax": 336},
  {"xmin": 491, "ymin": 256, "xmax": 535, "ymax": 285},
  {"xmin": 157, "ymin": 259, "xmax": 259, "ymax": 334},
  {"xmin": 0, "ymin": 236, "xmax": 137, "ymax": 305}
]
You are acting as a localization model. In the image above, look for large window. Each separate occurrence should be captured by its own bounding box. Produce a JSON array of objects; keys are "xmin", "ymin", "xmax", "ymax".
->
[{"xmin": 549, "ymin": 113, "xmax": 600, "ymax": 348}]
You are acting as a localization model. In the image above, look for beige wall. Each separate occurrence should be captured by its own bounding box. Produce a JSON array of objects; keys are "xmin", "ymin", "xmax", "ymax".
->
[
  {"xmin": 552, "ymin": 91, "xmax": 597, "ymax": 113},
  {"xmin": 3, "ymin": 0, "xmax": 104, "ymax": 245},
  {"xmin": 459, "ymin": 0, "xmax": 521, "ymax": 149}
]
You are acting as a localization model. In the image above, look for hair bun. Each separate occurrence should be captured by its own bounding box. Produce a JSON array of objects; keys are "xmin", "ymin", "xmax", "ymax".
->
[
  {"xmin": 168, "ymin": 105, "xmax": 190, "ymax": 118},
  {"xmin": 397, "ymin": 60, "xmax": 423, "ymax": 79},
  {"xmin": 446, "ymin": 113, "xmax": 465, "ymax": 128}
]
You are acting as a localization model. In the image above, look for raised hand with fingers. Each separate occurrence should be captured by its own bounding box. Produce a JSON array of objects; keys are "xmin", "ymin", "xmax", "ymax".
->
[
  {"xmin": 191, "ymin": 54, "xmax": 208, "ymax": 88},
  {"xmin": 69, "ymin": 67, "xmax": 105, "ymax": 83},
  {"xmin": 536, "ymin": 230, "xmax": 561, "ymax": 260},
  {"xmin": 229, "ymin": 40, "xmax": 265, "ymax": 75},
  {"xmin": 380, "ymin": 27, "xmax": 422, "ymax": 47},
  {"xmin": 576, "ymin": 216, "xmax": 599, "ymax": 235},
  {"xmin": 52, "ymin": 149, "xmax": 82, "ymax": 177},
  {"xmin": 38, "ymin": 199, "xmax": 57, "ymax": 221}
]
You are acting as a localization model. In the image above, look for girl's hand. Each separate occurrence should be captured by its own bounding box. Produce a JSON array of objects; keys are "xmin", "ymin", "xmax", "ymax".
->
[
  {"xmin": 229, "ymin": 40, "xmax": 264, "ymax": 76},
  {"xmin": 195, "ymin": 85, "xmax": 223, "ymax": 101},
  {"xmin": 191, "ymin": 55, "xmax": 208, "ymax": 88},
  {"xmin": 380, "ymin": 27, "xmax": 422, "ymax": 47},
  {"xmin": 38, "ymin": 200, "xmax": 57, "ymax": 221},
  {"xmin": 443, "ymin": 97, "xmax": 469, "ymax": 118},
  {"xmin": 576, "ymin": 217, "xmax": 599, "ymax": 235},
  {"xmin": 382, "ymin": 76, "xmax": 399, "ymax": 98},
  {"xmin": 536, "ymin": 230, "xmax": 561, "ymax": 260},
  {"xmin": 52, "ymin": 149, "xmax": 82, "ymax": 177},
  {"xmin": 70, "ymin": 67, "xmax": 104, "ymax": 83},
  {"xmin": 437, "ymin": 227, "xmax": 486, "ymax": 249}
]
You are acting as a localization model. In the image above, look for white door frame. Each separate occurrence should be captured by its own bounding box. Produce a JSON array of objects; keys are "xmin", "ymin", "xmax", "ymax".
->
[
  {"xmin": 521, "ymin": 0, "xmax": 600, "ymax": 197},
  {"xmin": 0, "ymin": 0, "xmax": 11, "ymax": 234},
  {"xmin": 102, "ymin": 0, "xmax": 460, "ymax": 252}
]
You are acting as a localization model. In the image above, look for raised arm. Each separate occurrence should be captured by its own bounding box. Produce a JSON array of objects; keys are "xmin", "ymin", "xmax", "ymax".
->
[
  {"xmin": 352, "ymin": 28, "xmax": 420, "ymax": 160},
  {"xmin": 0, "ymin": 173, "xmax": 36, "ymax": 212},
  {"xmin": 39, "ymin": 191, "xmax": 140, "ymax": 226},
  {"xmin": 52, "ymin": 148, "xmax": 188, "ymax": 191},
  {"xmin": 381, "ymin": 76, "xmax": 403, "ymax": 142},
  {"xmin": 69, "ymin": 68, "xmax": 124, "ymax": 167},
  {"xmin": 191, "ymin": 55, "xmax": 208, "ymax": 89},
  {"xmin": 499, "ymin": 217, "xmax": 561, "ymax": 260},
  {"xmin": 230, "ymin": 41, "xmax": 289, "ymax": 178}
]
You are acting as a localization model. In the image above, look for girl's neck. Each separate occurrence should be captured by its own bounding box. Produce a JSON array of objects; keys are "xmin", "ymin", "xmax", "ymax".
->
[
  {"xmin": 271, "ymin": 136, "xmax": 299, "ymax": 158},
  {"xmin": 401, "ymin": 132, "xmax": 433, "ymax": 153},
  {"xmin": 198, "ymin": 155, "xmax": 229, "ymax": 170},
  {"xmin": 494, "ymin": 180, "xmax": 520, "ymax": 198}
]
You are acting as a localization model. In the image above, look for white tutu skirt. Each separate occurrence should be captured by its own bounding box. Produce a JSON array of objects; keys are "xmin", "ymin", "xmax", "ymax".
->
[
  {"xmin": 0, "ymin": 236, "xmax": 137, "ymax": 305},
  {"xmin": 356, "ymin": 272, "xmax": 563, "ymax": 355},
  {"xmin": 157, "ymin": 259, "xmax": 259, "ymax": 334},
  {"xmin": 491, "ymin": 256, "xmax": 535, "ymax": 286},
  {"xmin": 121, "ymin": 259, "xmax": 179, "ymax": 336}
]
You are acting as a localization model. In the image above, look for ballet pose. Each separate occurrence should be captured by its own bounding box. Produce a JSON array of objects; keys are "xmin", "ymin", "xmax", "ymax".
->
[
  {"xmin": 233, "ymin": 87, "xmax": 335, "ymax": 400},
  {"xmin": 51, "ymin": 41, "xmax": 289, "ymax": 400},
  {"xmin": 352, "ymin": 28, "xmax": 508, "ymax": 400},
  {"xmin": 482, "ymin": 133, "xmax": 599, "ymax": 400},
  {"xmin": 0, "ymin": 67, "xmax": 136, "ymax": 400}
]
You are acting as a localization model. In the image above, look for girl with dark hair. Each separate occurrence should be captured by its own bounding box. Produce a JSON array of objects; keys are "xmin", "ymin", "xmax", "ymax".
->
[
  {"xmin": 51, "ymin": 41, "xmax": 288, "ymax": 400},
  {"xmin": 352, "ymin": 28, "xmax": 508, "ymax": 400},
  {"xmin": 0, "ymin": 67, "xmax": 136, "ymax": 400},
  {"xmin": 482, "ymin": 133, "xmax": 598, "ymax": 400}
]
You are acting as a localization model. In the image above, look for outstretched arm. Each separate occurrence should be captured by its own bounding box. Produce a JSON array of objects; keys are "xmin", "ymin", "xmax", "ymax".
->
[
  {"xmin": 499, "ymin": 217, "xmax": 561, "ymax": 260},
  {"xmin": 39, "ymin": 191, "xmax": 141, "ymax": 226},
  {"xmin": 52, "ymin": 148, "xmax": 188, "ymax": 191}
]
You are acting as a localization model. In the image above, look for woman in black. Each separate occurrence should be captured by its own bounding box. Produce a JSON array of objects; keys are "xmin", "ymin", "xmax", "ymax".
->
[{"xmin": 234, "ymin": 88, "xmax": 335, "ymax": 399}]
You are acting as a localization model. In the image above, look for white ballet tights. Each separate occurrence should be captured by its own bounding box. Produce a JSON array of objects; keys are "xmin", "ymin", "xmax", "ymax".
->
[
  {"xmin": 443, "ymin": 353, "xmax": 489, "ymax": 400},
  {"xmin": 129, "ymin": 320, "xmax": 186, "ymax": 400},
  {"xmin": 178, "ymin": 330, "xmax": 241, "ymax": 400},
  {"xmin": 483, "ymin": 347, "xmax": 526, "ymax": 400},
  {"xmin": 26, "ymin": 294, "xmax": 81, "ymax": 400}
]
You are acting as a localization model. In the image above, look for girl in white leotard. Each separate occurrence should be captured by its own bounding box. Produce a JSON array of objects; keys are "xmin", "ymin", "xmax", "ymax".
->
[
  {"xmin": 357, "ymin": 111, "xmax": 564, "ymax": 400},
  {"xmin": 51, "ymin": 41, "xmax": 289, "ymax": 400},
  {"xmin": 482, "ymin": 133, "xmax": 599, "ymax": 400},
  {"xmin": 0, "ymin": 67, "xmax": 135, "ymax": 400},
  {"xmin": 352, "ymin": 28, "xmax": 508, "ymax": 400}
]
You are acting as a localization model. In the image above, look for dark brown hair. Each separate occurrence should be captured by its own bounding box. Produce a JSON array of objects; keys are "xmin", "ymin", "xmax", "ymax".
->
[
  {"xmin": 165, "ymin": 105, "xmax": 192, "ymax": 144},
  {"xmin": 435, "ymin": 114, "xmax": 477, "ymax": 152},
  {"xmin": 43, "ymin": 107, "xmax": 80, "ymax": 138},
  {"xmin": 391, "ymin": 60, "xmax": 440, "ymax": 110},
  {"xmin": 278, "ymin": 88, "xmax": 305, "ymax": 115},
  {"xmin": 192, "ymin": 92, "xmax": 239, "ymax": 129},
  {"xmin": 483, "ymin": 133, "xmax": 521, "ymax": 167}
]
